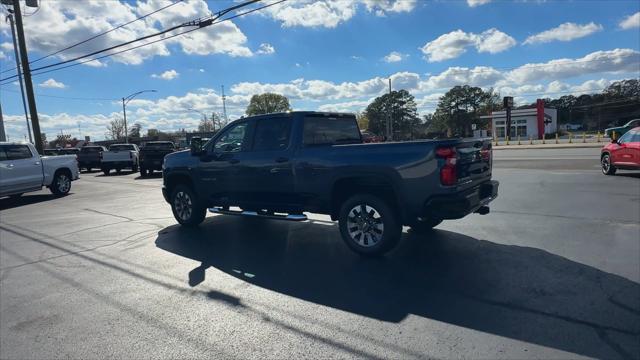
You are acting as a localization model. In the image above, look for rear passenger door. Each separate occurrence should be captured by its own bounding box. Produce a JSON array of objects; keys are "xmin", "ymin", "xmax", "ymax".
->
[{"xmin": 241, "ymin": 116, "xmax": 297, "ymax": 208}]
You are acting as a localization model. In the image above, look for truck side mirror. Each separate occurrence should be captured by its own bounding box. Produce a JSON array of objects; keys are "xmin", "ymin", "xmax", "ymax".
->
[{"xmin": 190, "ymin": 137, "xmax": 204, "ymax": 156}]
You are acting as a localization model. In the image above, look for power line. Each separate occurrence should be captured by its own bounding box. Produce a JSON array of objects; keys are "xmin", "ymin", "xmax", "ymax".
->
[
  {"xmin": 0, "ymin": 0, "xmax": 183, "ymax": 75},
  {"xmin": 0, "ymin": 0, "xmax": 267, "ymax": 83},
  {"xmin": 0, "ymin": 87, "xmax": 117, "ymax": 101},
  {"xmin": 0, "ymin": 0, "xmax": 287, "ymax": 85}
]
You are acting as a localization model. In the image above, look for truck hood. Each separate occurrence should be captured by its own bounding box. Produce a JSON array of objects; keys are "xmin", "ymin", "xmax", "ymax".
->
[{"xmin": 163, "ymin": 149, "xmax": 195, "ymax": 169}]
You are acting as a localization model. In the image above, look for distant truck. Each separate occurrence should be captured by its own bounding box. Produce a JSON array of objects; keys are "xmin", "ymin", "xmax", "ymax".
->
[
  {"xmin": 605, "ymin": 119, "xmax": 640, "ymax": 139},
  {"xmin": 139, "ymin": 141, "xmax": 175, "ymax": 177},
  {"xmin": 78, "ymin": 145, "xmax": 106, "ymax": 172},
  {"xmin": 0, "ymin": 142, "xmax": 80, "ymax": 198},
  {"xmin": 101, "ymin": 143, "xmax": 139, "ymax": 175},
  {"xmin": 162, "ymin": 111, "xmax": 498, "ymax": 256}
]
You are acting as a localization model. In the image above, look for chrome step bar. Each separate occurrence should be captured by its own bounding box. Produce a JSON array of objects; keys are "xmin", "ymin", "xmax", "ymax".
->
[{"xmin": 208, "ymin": 207, "xmax": 308, "ymax": 221}]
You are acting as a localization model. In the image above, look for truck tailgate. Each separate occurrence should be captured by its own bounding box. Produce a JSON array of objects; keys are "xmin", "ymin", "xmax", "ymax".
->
[{"xmin": 455, "ymin": 138, "xmax": 492, "ymax": 188}]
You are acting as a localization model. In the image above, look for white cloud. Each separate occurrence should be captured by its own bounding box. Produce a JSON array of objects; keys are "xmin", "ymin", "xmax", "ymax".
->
[
  {"xmin": 0, "ymin": 0, "xmax": 253, "ymax": 68},
  {"xmin": 420, "ymin": 28, "xmax": 516, "ymax": 62},
  {"xmin": 151, "ymin": 69, "xmax": 179, "ymax": 80},
  {"xmin": 351, "ymin": 55, "xmax": 363, "ymax": 60},
  {"xmin": 199, "ymin": 69, "xmax": 205, "ymax": 73},
  {"xmin": 504, "ymin": 48, "xmax": 639, "ymax": 84},
  {"xmin": 467, "ymin": 0, "xmax": 492, "ymax": 7},
  {"xmin": 0, "ymin": 51, "xmax": 6, "ymax": 60},
  {"xmin": 256, "ymin": 43, "xmax": 276, "ymax": 55},
  {"xmin": 318, "ymin": 99, "xmax": 371, "ymax": 112},
  {"xmin": 260, "ymin": 0, "xmax": 416, "ymax": 28},
  {"xmin": 39, "ymin": 78, "xmax": 66, "ymax": 89},
  {"xmin": 383, "ymin": 51, "xmax": 404, "ymax": 63},
  {"xmin": 524, "ymin": 22, "xmax": 603, "ymax": 45},
  {"xmin": 619, "ymin": 12, "xmax": 640, "ymax": 30}
]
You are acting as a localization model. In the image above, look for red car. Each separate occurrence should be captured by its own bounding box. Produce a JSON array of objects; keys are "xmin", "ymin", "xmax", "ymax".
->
[{"xmin": 601, "ymin": 126, "xmax": 640, "ymax": 175}]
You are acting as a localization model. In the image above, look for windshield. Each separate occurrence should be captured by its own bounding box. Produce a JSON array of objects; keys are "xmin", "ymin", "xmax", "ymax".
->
[
  {"xmin": 109, "ymin": 145, "xmax": 135, "ymax": 151},
  {"xmin": 144, "ymin": 142, "xmax": 173, "ymax": 150}
]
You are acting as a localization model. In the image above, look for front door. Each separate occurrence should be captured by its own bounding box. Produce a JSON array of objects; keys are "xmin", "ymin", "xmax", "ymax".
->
[
  {"xmin": 613, "ymin": 131, "xmax": 635, "ymax": 166},
  {"xmin": 198, "ymin": 121, "xmax": 252, "ymax": 206},
  {"xmin": 0, "ymin": 144, "xmax": 42, "ymax": 195}
]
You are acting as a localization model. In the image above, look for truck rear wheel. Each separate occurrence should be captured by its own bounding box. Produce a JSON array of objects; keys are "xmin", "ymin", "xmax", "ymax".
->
[
  {"xmin": 140, "ymin": 168, "xmax": 148, "ymax": 177},
  {"xmin": 338, "ymin": 194, "xmax": 401, "ymax": 256},
  {"xmin": 102, "ymin": 168, "xmax": 110, "ymax": 176},
  {"xmin": 170, "ymin": 184, "xmax": 206, "ymax": 227},
  {"xmin": 50, "ymin": 171, "xmax": 71, "ymax": 196}
]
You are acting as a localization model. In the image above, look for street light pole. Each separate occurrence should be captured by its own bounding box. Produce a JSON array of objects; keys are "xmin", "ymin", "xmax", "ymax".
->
[
  {"xmin": 122, "ymin": 97, "xmax": 128, "ymax": 143},
  {"xmin": 121, "ymin": 90, "xmax": 156, "ymax": 143}
]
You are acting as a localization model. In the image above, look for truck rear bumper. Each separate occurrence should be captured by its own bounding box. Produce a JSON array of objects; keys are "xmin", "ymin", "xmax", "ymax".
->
[
  {"xmin": 102, "ymin": 161, "xmax": 134, "ymax": 169},
  {"xmin": 422, "ymin": 180, "xmax": 499, "ymax": 220}
]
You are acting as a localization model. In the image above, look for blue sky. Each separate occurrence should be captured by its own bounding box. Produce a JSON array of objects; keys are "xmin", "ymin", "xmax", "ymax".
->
[{"xmin": 0, "ymin": 0, "xmax": 639, "ymax": 141}]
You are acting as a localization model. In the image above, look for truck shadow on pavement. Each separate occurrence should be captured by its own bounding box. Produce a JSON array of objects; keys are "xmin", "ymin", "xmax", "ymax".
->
[
  {"xmin": 0, "ymin": 194, "xmax": 70, "ymax": 211},
  {"xmin": 155, "ymin": 216, "xmax": 640, "ymax": 359}
]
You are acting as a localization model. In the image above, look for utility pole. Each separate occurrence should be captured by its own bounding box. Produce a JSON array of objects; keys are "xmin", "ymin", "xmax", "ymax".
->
[
  {"xmin": 0, "ymin": 102, "xmax": 6, "ymax": 142},
  {"xmin": 221, "ymin": 85, "xmax": 228, "ymax": 125},
  {"xmin": 122, "ymin": 97, "xmax": 128, "ymax": 143},
  {"xmin": 7, "ymin": 13, "xmax": 32, "ymax": 143},
  {"xmin": 387, "ymin": 78, "xmax": 393, "ymax": 141},
  {"xmin": 11, "ymin": 0, "xmax": 43, "ymax": 154}
]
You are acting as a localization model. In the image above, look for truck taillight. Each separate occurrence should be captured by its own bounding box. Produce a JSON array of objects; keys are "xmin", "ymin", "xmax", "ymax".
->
[{"xmin": 436, "ymin": 146, "xmax": 457, "ymax": 186}]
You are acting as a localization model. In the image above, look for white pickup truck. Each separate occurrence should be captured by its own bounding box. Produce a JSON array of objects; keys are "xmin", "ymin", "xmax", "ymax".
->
[
  {"xmin": 101, "ymin": 143, "xmax": 139, "ymax": 175},
  {"xmin": 0, "ymin": 142, "xmax": 80, "ymax": 198}
]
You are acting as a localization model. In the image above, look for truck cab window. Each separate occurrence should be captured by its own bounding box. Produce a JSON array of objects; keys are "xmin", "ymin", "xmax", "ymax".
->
[
  {"xmin": 213, "ymin": 122, "xmax": 248, "ymax": 153},
  {"xmin": 252, "ymin": 117, "xmax": 292, "ymax": 151},
  {"xmin": 303, "ymin": 117, "xmax": 361, "ymax": 146},
  {"xmin": 5, "ymin": 145, "xmax": 32, "ymax": 160}
]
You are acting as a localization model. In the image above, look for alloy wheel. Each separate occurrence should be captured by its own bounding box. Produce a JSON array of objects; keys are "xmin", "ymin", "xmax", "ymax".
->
[
  {"xmin": 174, "ymin": 191, "xmax": 193, "ymax": 221},
  {"xmin": 346, "ymin": 204, "xmax": 384, "ymax": 247}
]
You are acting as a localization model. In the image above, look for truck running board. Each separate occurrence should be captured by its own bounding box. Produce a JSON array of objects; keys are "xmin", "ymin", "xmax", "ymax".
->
[{"xmin": 208, "ymin": 207, "xmax": 308, "ymax": 221}]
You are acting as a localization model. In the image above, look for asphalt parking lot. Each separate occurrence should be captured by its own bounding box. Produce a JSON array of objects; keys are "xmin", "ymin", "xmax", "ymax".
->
[{"xmin": 1, "ymin": 148, "xmax": 639, "ymax": 359}]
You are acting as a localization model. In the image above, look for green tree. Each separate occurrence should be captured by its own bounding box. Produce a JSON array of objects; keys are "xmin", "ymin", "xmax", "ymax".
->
[
  {"xmin": 431, "ymin": 85, "xmax": 500, "ymax": 136},
  {"xmin": 246, "ymin": 93, "xmax": 291, "ymax": 116},
  {"xmin": 364, "ymin": 89, "xmax": 421, "ymax": 140},
  {"xmin": 356, "ymin": 113, "xmax": 369, "ymax": 130}
]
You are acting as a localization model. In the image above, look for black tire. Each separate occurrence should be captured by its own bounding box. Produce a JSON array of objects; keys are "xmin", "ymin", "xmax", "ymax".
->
[
  {"xmin": 116, "ymin": 168, "xmax": 122, "ymax": 174},
  {"xmin": 338, "ymin": 194, "xmax": 401, "ymax": 256},
  {"xmin": 170, "ymin": 184, "xmax": 206, "ymax": 227},
  {"xmin": 148, "ymin": 169, "xmax": 154, "ymax": 175},
  {"xmin": 132, "ymin": 163, "xmax": 139, "ymax": 173},
  {"xmin": 50, "ymin": 171, "xmax": 72, "ymax": 196},
  {"xmin": 410, "ymin": 218, "xmax": 443, "ymax": 234},
  {"xmin": 102, "ymin": 168, "xmax": 110, "ymax": 176},
  {"xmin": 140, "ymin": 168, "xmax": 148, "ymax": 177},
  {"xmin": 601, "ymin": 153, "xmax": 616, "ymax": 175}
]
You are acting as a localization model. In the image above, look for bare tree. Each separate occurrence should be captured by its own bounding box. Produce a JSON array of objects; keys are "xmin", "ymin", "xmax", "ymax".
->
[{"xmin": 106, "ymin": 117, "xmax": 126, "ymax": 140}]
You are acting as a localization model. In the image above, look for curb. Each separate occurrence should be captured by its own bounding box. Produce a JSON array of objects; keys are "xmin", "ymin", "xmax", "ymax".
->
[{"xmin": 493, "ymin": 144, "xmax": 603, "ymax": 150}]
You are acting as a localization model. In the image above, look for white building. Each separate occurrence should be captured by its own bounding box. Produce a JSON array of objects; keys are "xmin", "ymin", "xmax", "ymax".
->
[{"xmin": 481, "ymin": 100, "xmax": 557, "ymax": 140}]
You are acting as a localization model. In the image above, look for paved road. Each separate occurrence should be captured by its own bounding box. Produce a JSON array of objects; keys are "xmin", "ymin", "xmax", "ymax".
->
[{"xmin": 1, "ymin": 149, "xmax": 638, "ymax": 359}]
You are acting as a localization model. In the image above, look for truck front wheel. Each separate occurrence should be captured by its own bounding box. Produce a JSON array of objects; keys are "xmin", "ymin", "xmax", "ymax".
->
[
  {"xmin": 170, "ymin": 184, "xmax": 206, "ymax": 227},
  {"xmin": 338, "ymin": 194, "xmax": 401, "ymax": 256}
]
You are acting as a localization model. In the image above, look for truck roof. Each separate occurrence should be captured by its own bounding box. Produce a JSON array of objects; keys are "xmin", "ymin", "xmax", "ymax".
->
[{"xmin": 240, "ymin": 111, "xmax": 356, "ymax": 120}]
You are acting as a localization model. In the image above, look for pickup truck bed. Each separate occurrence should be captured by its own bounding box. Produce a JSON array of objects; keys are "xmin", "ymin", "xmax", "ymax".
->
[
  {"xmin": 101, "ymin": 144, "xmax": 139, "ymax": 175},
  {"xmin": 162, "ymin": 111, "xmax": 498, "ymax": 255}
]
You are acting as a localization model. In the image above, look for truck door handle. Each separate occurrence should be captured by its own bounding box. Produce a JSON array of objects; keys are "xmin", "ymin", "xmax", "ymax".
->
[
  {"xmin": 34, "ymin": 162, "xmax": 40, "ymax": 165},
  {"xmin": 228, "ymin": 158, "xmax": 240, "ymax": 164},
  {"xmin": 275, "ymin": 157, "xmax": 288, "ymax": 163}
]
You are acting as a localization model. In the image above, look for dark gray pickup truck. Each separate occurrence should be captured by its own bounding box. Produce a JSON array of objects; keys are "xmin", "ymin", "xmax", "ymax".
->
[{"xmin": 162, "ymin": 111, "xmax": 498, "ymax": 255}]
